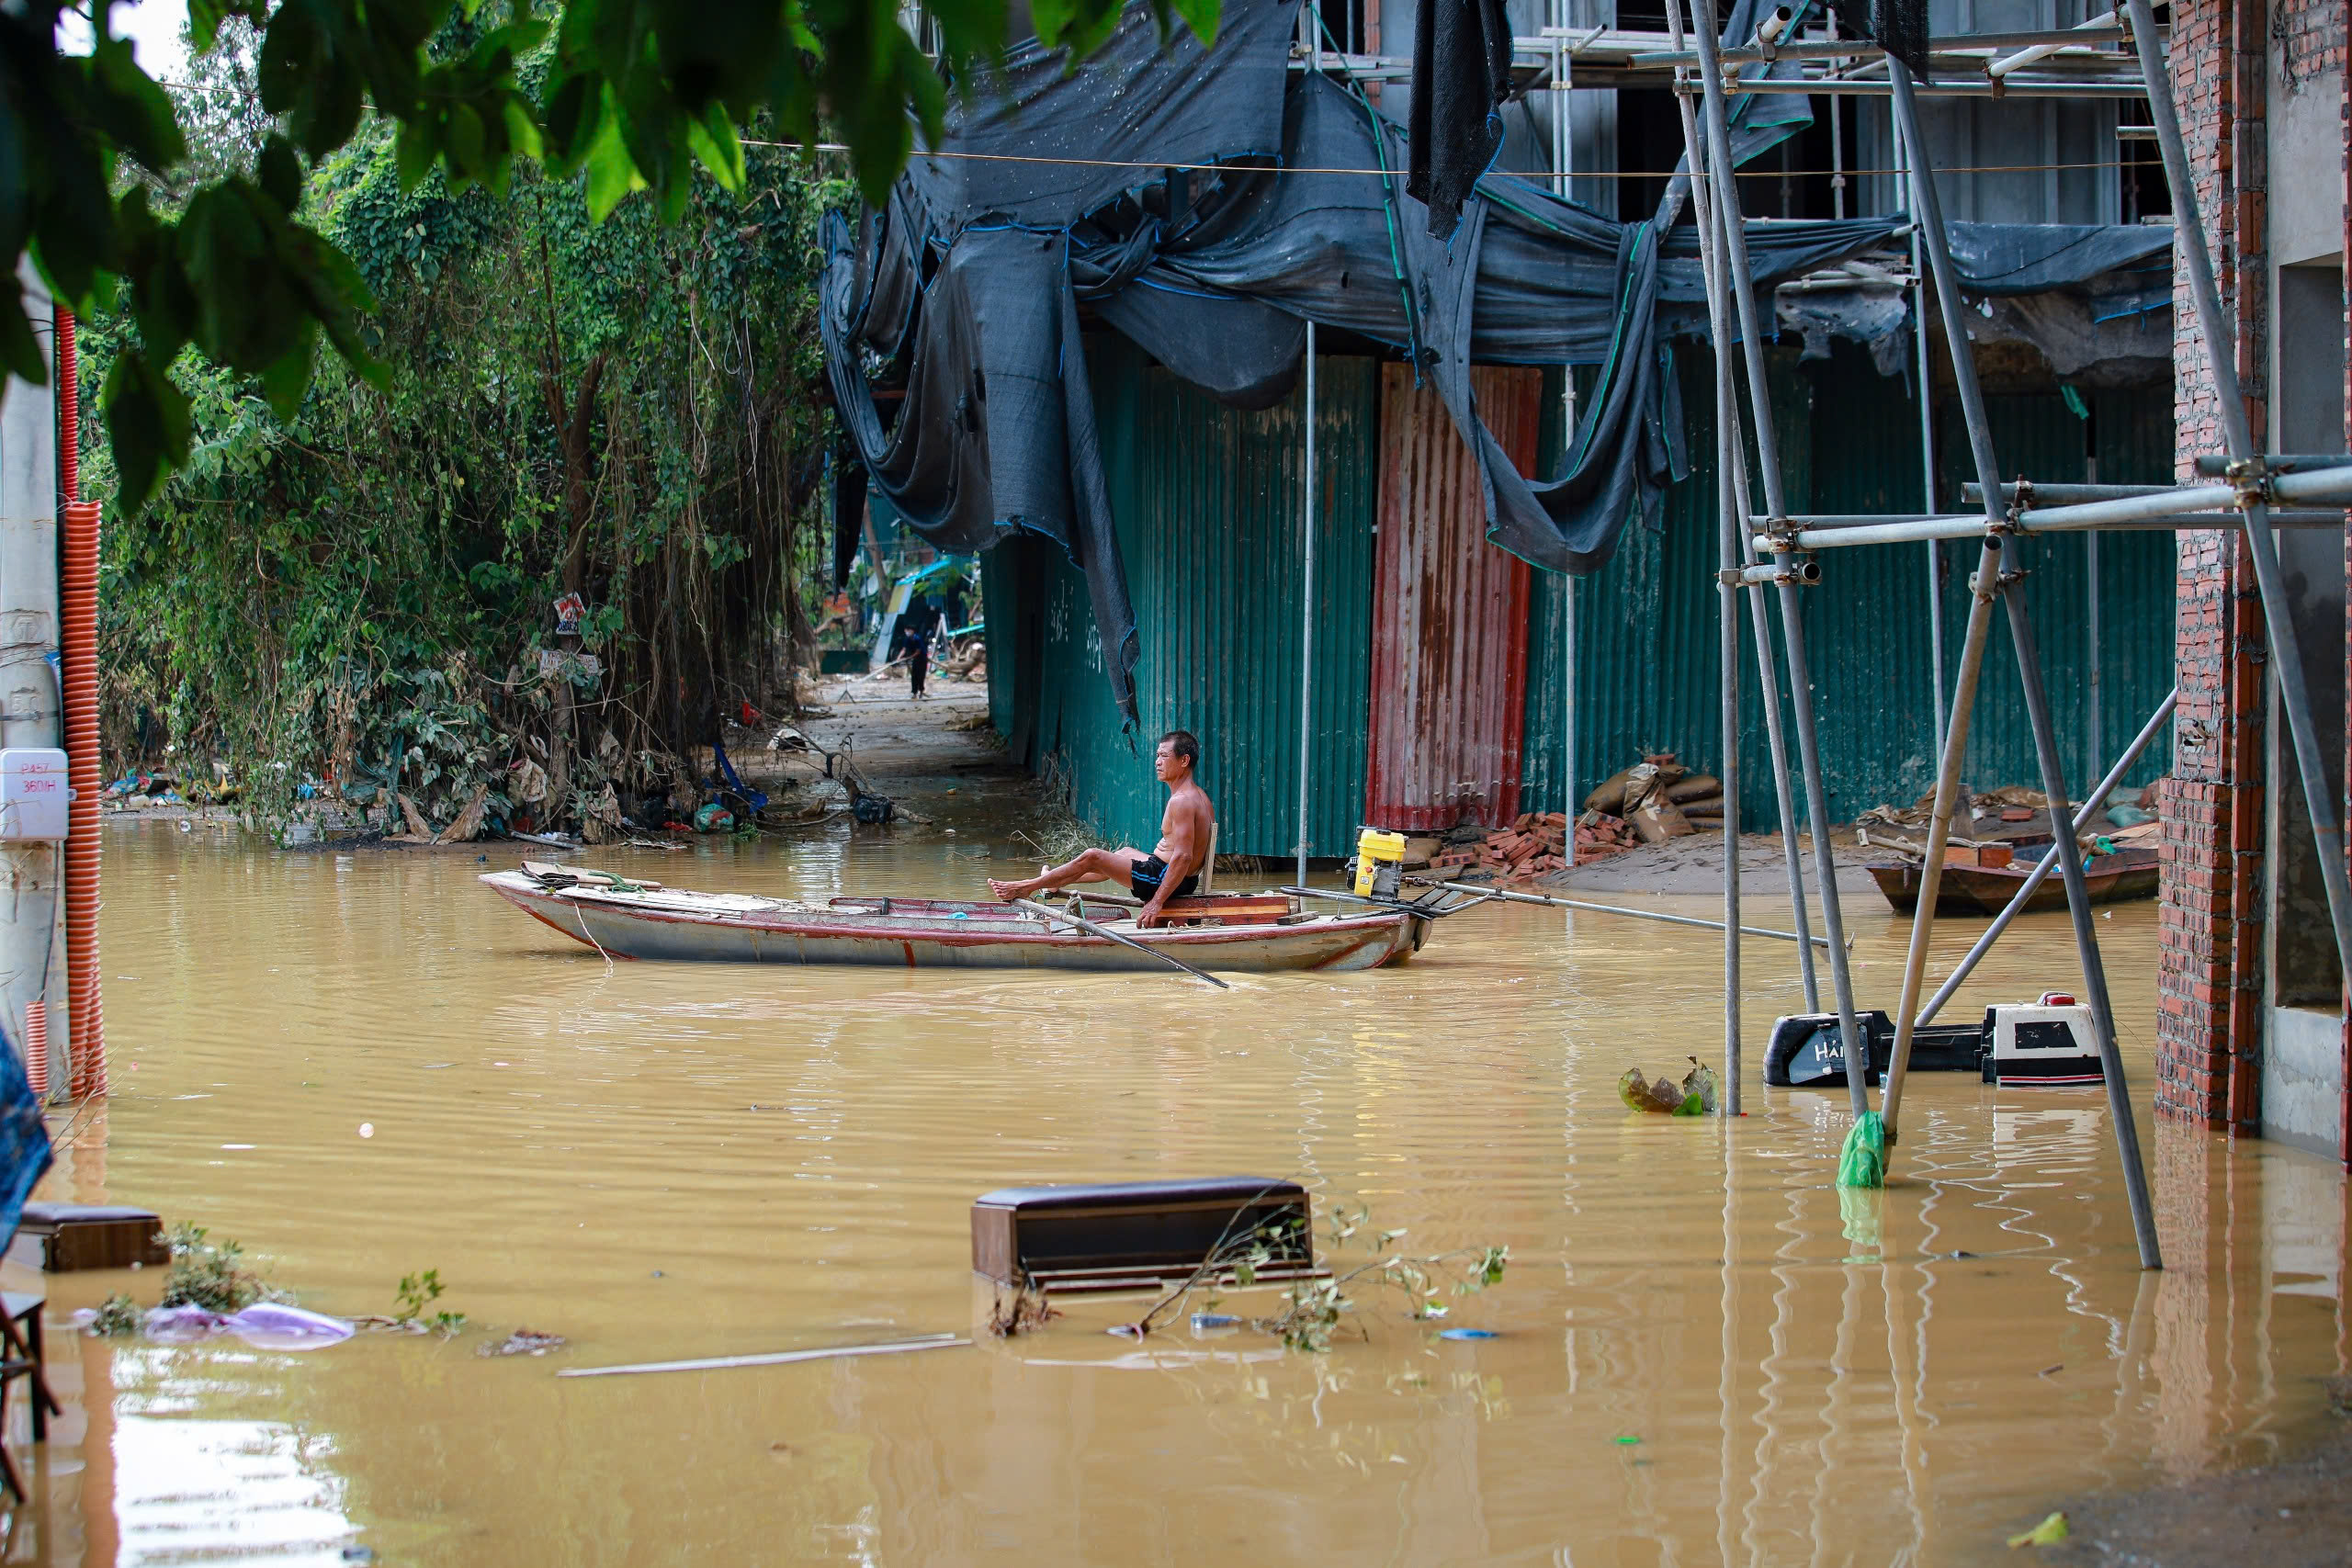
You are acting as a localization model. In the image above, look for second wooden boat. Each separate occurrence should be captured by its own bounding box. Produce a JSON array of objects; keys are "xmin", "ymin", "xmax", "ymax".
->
[{"xmin": 1866, "ymin": 846, "xmax": 2159, "ymax": 917}]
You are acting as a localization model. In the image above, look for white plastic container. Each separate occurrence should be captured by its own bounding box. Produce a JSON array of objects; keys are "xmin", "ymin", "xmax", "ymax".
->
[
  {"xmin": 1985, "ymin": 993, "xmax": 2104, "ymax": 1087},
  {"xmin": 0, "ymin": 749, "xmax": 69, "ymax": 841}
]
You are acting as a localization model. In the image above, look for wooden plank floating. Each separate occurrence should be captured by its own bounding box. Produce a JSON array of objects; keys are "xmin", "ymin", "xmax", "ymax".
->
[{"xmin": 558, "ymin": 1333, "xmax": 967, "ymax": 1380}]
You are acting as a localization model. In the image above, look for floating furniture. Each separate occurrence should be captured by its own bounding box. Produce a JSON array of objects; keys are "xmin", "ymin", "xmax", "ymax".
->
[
  {"xmin": 8, "ymin": 1203, "xmax": 167, "ymax": 1272},
  {"xmin": 970, "ymin": 1177, "xmax": 1317, "ymax": 1294}
]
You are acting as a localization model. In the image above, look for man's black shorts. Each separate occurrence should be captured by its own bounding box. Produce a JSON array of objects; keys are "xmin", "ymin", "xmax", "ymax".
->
[{"xmin": 1130, "ymin": 853, "xmax": 1198, "ymax": 902}]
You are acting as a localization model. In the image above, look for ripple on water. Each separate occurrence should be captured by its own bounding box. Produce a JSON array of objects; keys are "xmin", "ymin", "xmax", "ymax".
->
[{"xmin": 26, "ymin": 822, "xmax": 2346, "ymax": 1566}]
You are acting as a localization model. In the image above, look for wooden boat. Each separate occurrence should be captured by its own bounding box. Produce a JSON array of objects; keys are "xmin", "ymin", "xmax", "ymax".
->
[
  {"xmin": 480, "ymin": 867, "xmax": 1426, "ymax": 972},
  {"xmin": 1866, "ymin": 846, "xmax": 2160, "ymax": 917}
]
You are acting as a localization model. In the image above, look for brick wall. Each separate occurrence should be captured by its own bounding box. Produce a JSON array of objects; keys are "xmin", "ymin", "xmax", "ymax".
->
[
  {"xmin": 2160, "ymin": 0, "xmax": 2350, "ymax": 1151},
  {"xmin": 2158, "ymin": 0, "xmax": 2274, "ymax": 1130}
]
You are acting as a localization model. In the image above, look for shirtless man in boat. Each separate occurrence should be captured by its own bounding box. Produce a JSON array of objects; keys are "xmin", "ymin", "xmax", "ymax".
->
[{"xmin": 989, "ymin": 730, "xmax": 1214, "ymax": 928}]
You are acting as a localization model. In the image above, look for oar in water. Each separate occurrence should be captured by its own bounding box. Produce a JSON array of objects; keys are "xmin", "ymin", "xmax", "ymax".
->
[{"xmin": 1014, "ymin": 898, "xmax": 1230, "ymax": 990}]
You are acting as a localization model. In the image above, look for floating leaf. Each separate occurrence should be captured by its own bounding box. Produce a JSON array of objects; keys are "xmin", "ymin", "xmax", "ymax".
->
[{"xmin": 2006, "ymin": 1512, "xmax": 2068, "ymax": 1549}]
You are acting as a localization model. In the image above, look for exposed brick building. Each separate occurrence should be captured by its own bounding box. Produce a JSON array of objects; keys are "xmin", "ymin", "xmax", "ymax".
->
[{"xmin": 2155, "ymin": 0, "xmax": 2349, "ymax": 1161}]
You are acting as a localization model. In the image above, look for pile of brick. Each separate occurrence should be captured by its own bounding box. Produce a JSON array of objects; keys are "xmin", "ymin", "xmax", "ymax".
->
[{"xmin": 1425, "ymin": 810, "xmax": 1645, "ymax": 881}]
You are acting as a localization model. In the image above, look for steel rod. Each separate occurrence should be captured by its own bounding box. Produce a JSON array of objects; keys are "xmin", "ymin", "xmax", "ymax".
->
[
  {"xmin": 1694, "ymin": 0, "xmax": 1867, "ymax": 1121},
  {"xmin": 1876, "ymin": 60, "xmax": 2056, "ymax": 1153},
  {"xmin": 1723, "ymin": 80, "xmax": 2153, "ymax": 98},
  {"xmin": 1991, "ymin": 536, "xmax": 2163, "ymax": 1269},
  {"xmin": 1882, "ymin": 536, "xmax": 2004, "ymax": 1143},
  {"xmin": 2123, "ymin": 0, "xmax": 2352, "ymax": 995},
  {"xmin": 2191, "ymin": 452, "xmax": 2352, "ymax": 477},
  {"xmin": 1917, "ymin": 687, "xmax": 2178, "ymax": 1029},
  {"xmin": 1296, "ymin": 320, "xmax": 1316, "ymax": 890},
  {"xmin": 1636, "ymin": 26, "xmax": 2137, "ymax": 64},
  {"xmin": 1672, "ymin": 0, "xmax": 1819, "ymax": 1011},
  {"xmin": 1899, "ymin": 117, "xmax": 1945, "ymax": 764},
  {"xmin": 1430, "ymin": 882, "xmax": 1834, "ymax": 946},
  {"xmin": 1671, "ymin": 0, "xmax": 1744, "ymax": 1113}
]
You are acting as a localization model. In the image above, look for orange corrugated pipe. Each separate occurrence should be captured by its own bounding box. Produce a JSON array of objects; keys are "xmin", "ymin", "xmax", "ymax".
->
[{"xmin": 57, "ymin": 306, "xmax": 103, "ymax": 1100}]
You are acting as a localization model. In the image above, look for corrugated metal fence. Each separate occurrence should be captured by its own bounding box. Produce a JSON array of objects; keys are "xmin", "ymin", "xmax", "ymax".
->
[
  {"xmin": 1520, "ymin": 343, "xmax": 2177, "ymax": 824},
  {"xmin": 988, "ymin": 336, "xmax": 1380, "ymax": 857},
  {"xmin": 990, "ymin": 336, "xmax": 2177, "ymax": 852}
]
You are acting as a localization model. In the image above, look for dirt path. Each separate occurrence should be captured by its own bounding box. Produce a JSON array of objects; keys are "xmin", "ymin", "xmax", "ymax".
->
[{"xmin": 1539, "ymin": 829, "xmax": 1881, "ymax": 896}]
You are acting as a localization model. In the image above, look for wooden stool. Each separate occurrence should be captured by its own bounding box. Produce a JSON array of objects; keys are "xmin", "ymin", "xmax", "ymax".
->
[{"xmin": 0, "ymin": 1292, "xmax": 58, "ymax": 1503}]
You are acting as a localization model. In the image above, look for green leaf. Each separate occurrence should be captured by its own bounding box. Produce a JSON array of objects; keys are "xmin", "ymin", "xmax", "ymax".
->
[
  {"xmin": 2005, "ymin": 1513, "xmax": 2069, "ymax": 1549},
  {"xmin": 0, "ymin": 284, "xmax": 43, "ymax": 388},
  {"xmin": 448, "ymin": 104, "xmax": 487, "ymax": 183},
  {"xmin": 684, "ymin": 105, "xmax": 745, "ymax": 194},
  {"xmin": 258, "ymin": 137, "xmax": 304, "ymax": 212},
  {"xmin": 102, "ymin": 352, "xmax": 193, "ymax": 513},
  {"xmin": 581, "ymin": 99, "xmax": 644, "ymax": 220},
  {"xmin": 395, "ymin": 118, "xmax": 437, "ymax": 191},
  {"xmin": 257, "ymin": 322, "xmax": 318, "ymax": 422},
  {"xmin": 1168, "ymin": 0, "xmax": 1221, "ymax": 47},
  {"xmin": 87, "ymin": 31, "xmax": 189, "ymax": 172}
]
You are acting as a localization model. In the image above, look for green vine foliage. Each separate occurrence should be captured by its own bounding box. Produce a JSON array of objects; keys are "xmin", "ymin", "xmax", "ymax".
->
[{"xmin": 88, "ymin": 29, "xmax": 847, "ymax": 835}]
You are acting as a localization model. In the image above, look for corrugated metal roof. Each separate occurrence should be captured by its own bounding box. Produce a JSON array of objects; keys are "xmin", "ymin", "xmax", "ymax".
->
[{"xmin": 1365, "ymin": 365, "xmax": 1540, "ymax": 830}]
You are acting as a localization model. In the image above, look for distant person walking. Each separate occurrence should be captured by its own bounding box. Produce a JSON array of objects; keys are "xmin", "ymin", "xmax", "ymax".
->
[{"xmin": 897, "ymin": 620, "xmax": 930, "ymax": 699}]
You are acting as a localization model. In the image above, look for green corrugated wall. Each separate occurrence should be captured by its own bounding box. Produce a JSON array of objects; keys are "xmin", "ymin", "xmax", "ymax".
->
[
  {"xmin": 986, "ymin": 336, "xmax": 1380, "ymax": 857},
  {"xmin": 1521, "ymin": 342, "xmax": 2177, "ymax": 825},
  {"xmin": 989, "ymin": 334, "xmax": 2177, "ymax": 847}
]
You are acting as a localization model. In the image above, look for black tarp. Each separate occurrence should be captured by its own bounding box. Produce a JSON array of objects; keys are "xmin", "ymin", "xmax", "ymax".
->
[
  {"xmin": 823, "ymin": 0, "xmax": 1905, "ymax": 721},
  {"xmin": 1405, "ymin": 0, "xmax": 1514, "ymax": 241}
]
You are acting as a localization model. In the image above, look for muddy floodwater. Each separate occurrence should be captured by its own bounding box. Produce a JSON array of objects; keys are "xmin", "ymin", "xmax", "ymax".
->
[{"xmin": 13, "ymin": 820, "xmax": 2347, "ymax": 1565}]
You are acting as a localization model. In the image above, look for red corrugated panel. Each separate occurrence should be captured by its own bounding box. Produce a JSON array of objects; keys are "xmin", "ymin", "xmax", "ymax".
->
[{"xmin": 1364, "ymin": 365, "xmax": 1540, "ymax": 831}]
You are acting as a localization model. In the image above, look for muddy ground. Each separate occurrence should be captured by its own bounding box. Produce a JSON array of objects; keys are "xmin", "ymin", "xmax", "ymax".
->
[{"xmin": 2030, "ymin": 1387, "xmax": 2352, "ymax": 1567}]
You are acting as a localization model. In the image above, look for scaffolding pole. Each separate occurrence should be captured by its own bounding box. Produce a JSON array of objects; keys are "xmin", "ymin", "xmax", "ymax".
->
[
  {"xmin": 1881, "ymin": 57, "xmax": 2161, "ymax": 1269},
  {"xmin": 2120, "ymin": 0, "xmax": 2352, "ymax": 991},
  {"xmin": 1690, "ymin": 0, "xmax": 1866, "ymax": 1124},
  {"xmin": 1667, "ymin": 0, "xmax": 1819, "ymax": 1020},
  {"xmin": 1664, "ymin": 0, "xmax": 1742, "ymax": 1111}
]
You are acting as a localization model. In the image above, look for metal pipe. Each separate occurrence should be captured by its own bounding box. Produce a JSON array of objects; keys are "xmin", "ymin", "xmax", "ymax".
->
[
  {"xmin": 1966, "ymin": 480, "xmax": 2173, "ymax": 503},
  {"xmin": 1763, "ymin": 503, "xmax": 2352, "ymax": 549},
  {"xmin": 1993, "ymin": 534, "xmax": 2163, "ymax": 1269},
  {"xmin": 1431, "ymin": 881, "xmax": 1835, "ymax": 947},
  {"xmin": 1987, "ymin": 6, "xmax": 2118, "ymax": 76},
  {"xmin": 2124, "ymin": 0, "xmax": 2352, "ymax": 992},
  {"xmin": 1672, "ymin": 0, "xmax": 1819, "ymax": 1010},
  {"xmin": 1636, "ymin": 26, "xmax": 2137, "ymax": 65},
  {"xmin": 1697, "ymin": 0, "xmax": 1850, "ymax": 1047},
  {"xmin": 1874, "ymin": 58, "xmax": 2019, "ymax": 1146},
  {"xmin": 2191, "ymin": 452, "xmax": 2352, "ymax": 477},
  {"xmin": 1882, "ymin": 536, "xmax": 2002, "ymax": 1141},
  {"xmin": 1736, "ymin": 558, "xmax": 1821, "ymax": 585},
  {"xmin": 1295, "ymin": 319, "xmax": 1316, "ymax": 889},
  {"xmin": 1904, "ymin": 118, "xmax": 1945, "ymax": 769},
  {"xmin": 2087, "ymin": 527, "xmax": 2102, "ymax": 783},
  {"xmin": 1663, "ymin": 0, "xmax": 1744, "ymax": 1111},
  {"xmin": 1726, "ymin": 80, "xmax": 2154, "ymax": 98},
  {"xmin": 1917, "ymin": 687, "xmax": 2178, "ymax": 1028}
]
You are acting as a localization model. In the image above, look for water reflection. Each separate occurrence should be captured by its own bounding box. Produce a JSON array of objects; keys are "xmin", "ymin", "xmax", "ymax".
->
[{"xmin": 0, "ymin": 822, "xmax": 2341, "ymax": 1564}]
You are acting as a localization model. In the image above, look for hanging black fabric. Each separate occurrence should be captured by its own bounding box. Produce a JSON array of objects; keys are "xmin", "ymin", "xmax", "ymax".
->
[
  {"xmin": 1827, "ymin": 0, "xmax": 1929, "ymax": 81},
  {"xmin": 1404, "ymin": 0, "xmax": 1515, "ymax": 241},
  {"xmin": 822, "ymin": 0, "xmax": 1906, "ymax": 721}
]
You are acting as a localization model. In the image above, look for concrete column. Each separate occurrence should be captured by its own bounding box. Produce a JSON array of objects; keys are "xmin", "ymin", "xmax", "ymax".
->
[{"xmin": 0, "ymin": 259, "xmax": 67, "ymax": 1093}]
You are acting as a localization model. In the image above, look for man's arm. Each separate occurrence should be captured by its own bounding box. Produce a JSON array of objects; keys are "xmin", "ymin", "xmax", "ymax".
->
[{"xmin": 1136, "ymin": 799, "xmax": 1199, "ymax": 928}]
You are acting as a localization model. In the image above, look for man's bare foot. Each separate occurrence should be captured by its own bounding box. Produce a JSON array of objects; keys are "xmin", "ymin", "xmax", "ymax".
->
[{"xmin": 989, "ymin": 877, "xmax": 1037, "ymax": 902}]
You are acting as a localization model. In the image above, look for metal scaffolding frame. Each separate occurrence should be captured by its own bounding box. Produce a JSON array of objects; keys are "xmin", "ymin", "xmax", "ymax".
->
[{"xmin": 1659, "ymin": 0, "xmax": 2352, "ymax": 1273}]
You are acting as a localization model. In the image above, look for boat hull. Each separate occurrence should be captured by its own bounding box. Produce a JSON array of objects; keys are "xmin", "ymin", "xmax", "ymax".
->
[
  {"xmin": 481, "ymin": 872, "xmax": 1420, "ymax": 973},
  {"xmin": 1867, "ymin": 848, "xmax": 2159, "ymax": 917}
]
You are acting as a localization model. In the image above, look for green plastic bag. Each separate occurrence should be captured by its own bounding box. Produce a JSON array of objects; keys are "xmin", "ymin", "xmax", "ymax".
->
[{"xmin": 1837, "ymin": 1111, "xmax": 1886, "ymax": 1189}]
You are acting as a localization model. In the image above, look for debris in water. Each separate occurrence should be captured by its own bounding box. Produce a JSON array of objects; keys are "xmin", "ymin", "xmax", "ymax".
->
[
  {"xmin": 359, "ymin": 1123, "xmax": 374, "ymax": 1138},
  {"xmin": 1190, "ymin": 1314, "xmax": 1241, "ymax": 1331},
  {"xmin": 559, "ymin": 1333, "xmax": 967, "ymax": 1378},
  {"xmin": 2006, "ymin": 1512, "xmax": 2069, "ymax": 1549},
  {"xmin": 481, "ymin": 1327, "xmax": 568, "ymax": 1358},
  {"xmin": 1439, "ymin": 1328, "xmax": 1497, "ymax": 1340},
  {"xmin": 1618, "ymin": 1059, "xmax": 1718, "ymax": 1115}
]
